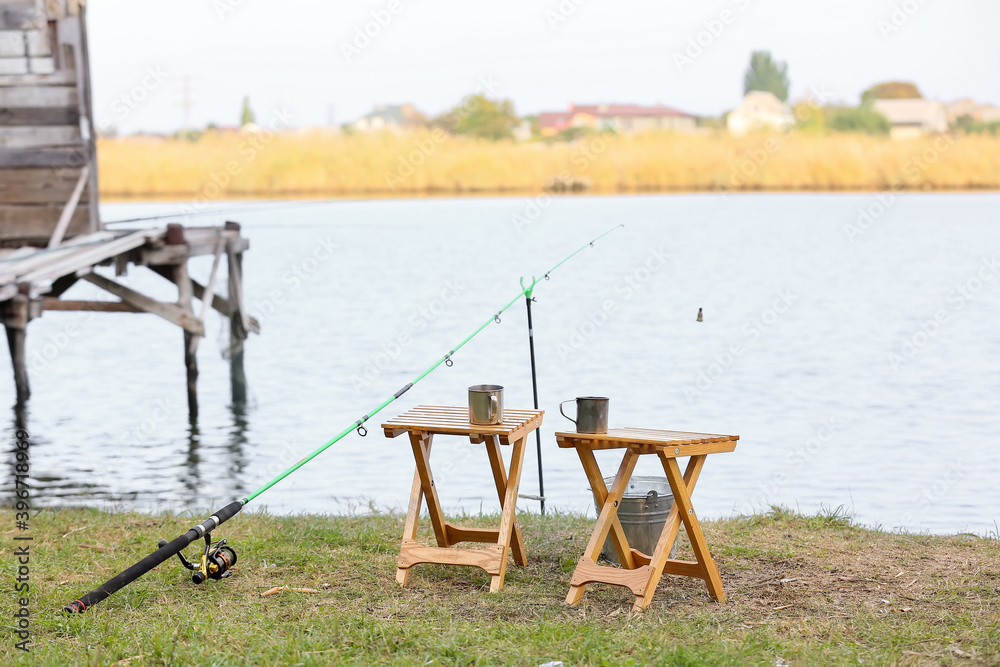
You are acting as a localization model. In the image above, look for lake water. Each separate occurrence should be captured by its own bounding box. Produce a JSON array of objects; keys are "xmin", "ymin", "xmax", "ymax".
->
[{"xmin": 4, "ymin": 193, "xmax": 999, "ymax": 536}]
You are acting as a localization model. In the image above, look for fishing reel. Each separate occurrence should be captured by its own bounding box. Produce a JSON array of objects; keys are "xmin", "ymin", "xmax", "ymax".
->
[{"xmin": 158, "ymin": 535, "xmax": 238, "ymax": 584}]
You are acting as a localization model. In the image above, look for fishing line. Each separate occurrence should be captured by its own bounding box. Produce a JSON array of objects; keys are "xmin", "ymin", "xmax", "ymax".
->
[
  {"xmin": 102, "ymin": 198, "xmax": 346, "ymax": 225},
  {"xmin": 64, "ymin": 223, "xmax": 624, "ymax": 613}
]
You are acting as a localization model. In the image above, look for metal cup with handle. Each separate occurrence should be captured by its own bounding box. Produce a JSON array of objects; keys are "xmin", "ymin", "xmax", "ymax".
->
[
  {"xmin": 559, "ymin": 396, "xmax": 609, "ymax": 433},
  {"xmin": 468, "ymin": 384, "xmax": 504, "ymax": 425}
]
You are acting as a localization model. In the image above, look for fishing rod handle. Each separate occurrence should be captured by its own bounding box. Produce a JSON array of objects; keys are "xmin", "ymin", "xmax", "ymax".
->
[{"xmin": 63, "ymin": 500, "xmax": 244, "ymax": 613}]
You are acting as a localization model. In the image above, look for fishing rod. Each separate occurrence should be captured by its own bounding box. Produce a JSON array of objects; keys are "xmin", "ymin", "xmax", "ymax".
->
[{"xmin": 63, "ymin": 224, "xmax": 624, "ymax": 613}]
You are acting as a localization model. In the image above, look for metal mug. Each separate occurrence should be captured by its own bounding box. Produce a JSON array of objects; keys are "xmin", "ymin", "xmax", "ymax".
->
[
  {"xmin": 559, "ymin": 396, "xmax": 609, "ymax": 434},
  {"xmin": 469, "ymin": 384, "xmax": 504, "ymax": 425}
]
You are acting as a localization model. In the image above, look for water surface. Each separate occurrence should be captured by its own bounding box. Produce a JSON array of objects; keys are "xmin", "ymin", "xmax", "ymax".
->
[{"xmin": 4, "ymin": 193, "xmax": 998, "ymax": 535}]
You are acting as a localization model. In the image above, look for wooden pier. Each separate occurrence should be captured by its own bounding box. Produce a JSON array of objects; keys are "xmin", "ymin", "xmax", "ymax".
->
[{"xmin": 0, "ymin": 1, "xmax": 255, "ymax": 413}]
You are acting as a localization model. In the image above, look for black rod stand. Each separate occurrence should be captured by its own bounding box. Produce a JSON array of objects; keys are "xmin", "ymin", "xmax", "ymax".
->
[{"xmin": 524, "ymin": 293, "xmax": 545, "ymax": 515}]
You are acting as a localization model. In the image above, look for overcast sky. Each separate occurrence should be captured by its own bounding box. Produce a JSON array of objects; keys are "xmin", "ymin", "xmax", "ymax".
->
[{"xmin": 86, "ymin": 0, "xmax": 1000, "ymax": 134}]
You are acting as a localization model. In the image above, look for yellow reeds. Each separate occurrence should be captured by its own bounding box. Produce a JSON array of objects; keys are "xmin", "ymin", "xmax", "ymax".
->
[{"xmin": 96, "ymin": 129, "xmax": 1000, "ymax": 199}]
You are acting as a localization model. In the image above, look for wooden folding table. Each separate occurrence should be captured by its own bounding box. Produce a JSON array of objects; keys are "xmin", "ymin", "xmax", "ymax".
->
[
  {"xmin": 382, "ymin": 405, "xmax": 544, "ymax": 592},
  {"xmin": 557, "ymin": 427, "xmax": 739, "ymax": 611}
]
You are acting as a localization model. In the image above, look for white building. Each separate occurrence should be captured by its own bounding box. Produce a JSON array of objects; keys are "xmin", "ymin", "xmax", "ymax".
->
[
  {"xmin": 727, "ymin": 91, "xmax": 794, "ymax": 136},
  {"xmin": 872, "ymin": 99, "xmax": 948, "ymax": 139}
]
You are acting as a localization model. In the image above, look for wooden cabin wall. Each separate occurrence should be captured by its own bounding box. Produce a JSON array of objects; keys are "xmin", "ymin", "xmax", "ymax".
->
[{"xmin": 0, "ymin": 0, "xmax": 98, "ymax": 246}]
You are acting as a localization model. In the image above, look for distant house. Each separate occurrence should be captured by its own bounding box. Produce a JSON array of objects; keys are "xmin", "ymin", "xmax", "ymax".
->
[
  {"xmin": 537, "ymin": 103, "xmax": 696, "ymax": 137},
  {"xmin": 948, "ymin": 98, "xmax": 1000, "ymax": 125},
  {"xmin": 726, "ymin": 91, "xmax": 794, "ymax": 136},
  {"xmin": 352, "ymin": 104, "xmax": 424, "ymax": 132},
  {"xmin": 872, "ymin": 99, "xmax": 949, "ymax": 139}
]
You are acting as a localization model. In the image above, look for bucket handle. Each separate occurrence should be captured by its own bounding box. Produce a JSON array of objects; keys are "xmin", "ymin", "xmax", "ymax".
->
[
  {"xmin": 559, "ymin": 400, "xmax": 577, "ymax": 428},
  {"xmin": 645, "ymin": 489, "xmax": 658, "ymax": 510}
]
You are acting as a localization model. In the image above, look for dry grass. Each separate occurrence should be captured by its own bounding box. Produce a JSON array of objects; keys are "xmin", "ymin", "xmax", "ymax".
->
[
  {"xmin": 2, "ymin": 506, "xmax": 998, "ymax": 665},
  {"xmin": 96, "ymin": 130, "xmax": 1000, "ymax": 200}
]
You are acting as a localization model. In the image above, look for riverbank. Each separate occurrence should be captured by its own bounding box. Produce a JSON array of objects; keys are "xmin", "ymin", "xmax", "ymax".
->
[
  {"xmin": 96, "ymin": 131, "xmax": 1000, "ymax": 200},
  {"xmin": 3, "ymin": 507, "xmax": 997, "ymax": 665}
]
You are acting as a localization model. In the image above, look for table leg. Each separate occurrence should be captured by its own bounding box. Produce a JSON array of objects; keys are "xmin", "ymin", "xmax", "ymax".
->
[
  {"xmin": 659, "ymin": 453, "xmax": 726, "ymax": 603},
  {"xmin": 629, "ymin": 454, "xmax": 705, "ymax": 610},
  {"xmin": 576, "ymin": 446, "xmax": 636, "ymax": 569},
  {"xmin": 485, "ymin": 435, "xmax": 528, "ymax": 567},
  {"xmin": 566, "ymin": 450, "xmax": 639, "ymax": 605},
  {"xmin": 396, "ymin": 465, "xmax": 425, "ymax": 586},
  {"xmin": 408, "ymin": 432, "xmax": 449, "ymax": 547},
  {"xmin": 490, "ymin": 435, "xmax": 527, "ymax": 592}
]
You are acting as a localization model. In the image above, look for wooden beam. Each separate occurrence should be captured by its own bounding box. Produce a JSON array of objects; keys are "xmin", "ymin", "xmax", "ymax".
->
[
  {"xmin": 174, "ymin": 260, "xmax": 199, "ymax": 417},
  {"xmin": 17, "ymin": 229, "xmax": 161, "ymax": 285},
  {"xmin": 0, "ymin": 107, "xmax": 80, "ymax": 125},
  {"xmin": 4, "ymin": 294, "xmax": 29, "ymax": 404},
  {"xmin": 0, "ymin": 71, "xmax": 77, "ymax": 86},
  {"xmin": 81, "ymin": 271, "xmax": 204, "ymax": 336},
  {"xmin": 0, "ymin": 205, "xmax": 90, "ymax": 243},
  {"xmin": 0, "ymin": 167, "xmax": 89, "ymax": 204},
  {"xmin": 148, "ymin": 263, "xmax": 258, "ymax": 334},
  {"xmin": 48, "ymin": 164, "xmax": 89, "ymax": 248},
  {"xmin": 0, "ymin": 146, "xmax": 86, "ymax": 168},
  {"xmin": 187, "ymin": 236, "xmax": 224, "ymax": 356},
  {"xmin": 42, "ymin": 298, "xmax": 140, "ymax": 312},
  {"xmin": 0, "ymin": 85, "xmax": 77, "ymax": 108},
  {"xmin": 138, "ymin": 235, "xmax": 249, "ymax": 265},
  {"xmin": 226, "ymin": 240, "xmax": 250, "ymax": 338},
  {"xmin": 0, "ymin": 125, "xmax": 81, "ymax": 148}
]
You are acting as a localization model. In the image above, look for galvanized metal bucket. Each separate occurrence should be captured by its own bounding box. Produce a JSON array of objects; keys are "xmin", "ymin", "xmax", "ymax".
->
[{"xmin": 593, "ymin": 476, "xmax": 675, "ymax": 564}]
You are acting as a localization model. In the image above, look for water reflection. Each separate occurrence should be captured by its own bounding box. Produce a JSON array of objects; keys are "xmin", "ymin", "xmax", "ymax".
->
[
  {"xmin": 182, "ymin": 416, "xmax": 201, "ymax": 495},
  {"xmin": 226, "ymin": 400, "xmax": 249, "ymax": 496}
]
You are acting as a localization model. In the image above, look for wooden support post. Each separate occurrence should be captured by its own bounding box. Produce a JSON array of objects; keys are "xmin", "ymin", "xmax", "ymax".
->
[
  {"xmin": 174, "ymin": 261, "xmax": 198, "ymax": 419},
  {"xmin": 4, "ymin": 294, "xmax": 30, "ymax": 405},
  {"xmin": 226, "ymin": 235, "xmax": 248, "ymax": 406}
]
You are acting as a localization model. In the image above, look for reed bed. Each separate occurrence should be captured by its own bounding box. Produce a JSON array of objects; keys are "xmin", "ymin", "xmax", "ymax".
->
[{"xmin": 97, "ymin": 129, "xmax": 1000, "ymax": 199}]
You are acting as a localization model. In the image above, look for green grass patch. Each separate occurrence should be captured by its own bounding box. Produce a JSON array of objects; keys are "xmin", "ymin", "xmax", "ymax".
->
[{"xmin": 2, "ymin": 507, "xmax": 997, "ymax": 665}]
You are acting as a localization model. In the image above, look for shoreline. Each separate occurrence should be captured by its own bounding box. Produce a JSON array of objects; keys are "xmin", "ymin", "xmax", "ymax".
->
[{"xmin": 98, "ymin": 185, "xmax": 1000, "ymax": 205}]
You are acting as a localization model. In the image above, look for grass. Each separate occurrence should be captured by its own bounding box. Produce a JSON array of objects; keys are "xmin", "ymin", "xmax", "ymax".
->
[
  {"xmin": 96, "ymin": 130, "xmax": 1000, "ymax": 200},
  {"xmin": 2, "ymin": 507, "xmax": 998, "ymax": 665}
]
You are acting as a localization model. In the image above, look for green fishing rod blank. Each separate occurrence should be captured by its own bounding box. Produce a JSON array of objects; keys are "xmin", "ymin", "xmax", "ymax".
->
[{"xmin": 64, "ymin": 224, "xmax": 623, "ymax": 613}]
